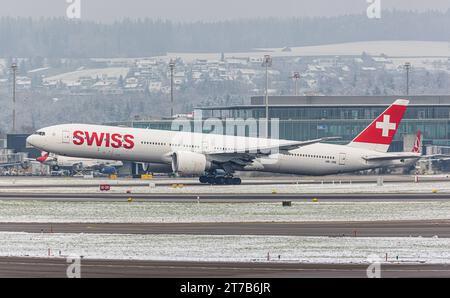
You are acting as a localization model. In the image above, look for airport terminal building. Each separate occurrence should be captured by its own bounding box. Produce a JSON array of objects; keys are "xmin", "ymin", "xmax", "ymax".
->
[{"xmin": 110, "ymin": 95, "xmax": 450, "ymax": 154}]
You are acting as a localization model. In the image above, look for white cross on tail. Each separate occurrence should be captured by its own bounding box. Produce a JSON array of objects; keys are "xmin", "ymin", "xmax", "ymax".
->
[{"xmin": 376, "ymin": 115, "xmax": 396, "ymax": 137}]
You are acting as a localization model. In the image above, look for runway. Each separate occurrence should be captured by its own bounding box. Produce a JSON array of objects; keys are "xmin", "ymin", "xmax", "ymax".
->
[
  {"xmin": 0, "ymin": 174, "xmax": 448, "ymax": 189},
  {"xmin": 1, "ymin": 220, "xmax": 449, "ymax": 237},
  {"xmin": 1, "ymin": 257, "xmax": 449, "ymax": 278},
  {"xmin": 0, "ymin": 192, "xmax": 449, "ymax": 202}
]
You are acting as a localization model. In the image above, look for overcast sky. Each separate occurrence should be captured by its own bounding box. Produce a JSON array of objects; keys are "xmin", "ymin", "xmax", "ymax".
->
[{"xmin": 1, "ymin": 0, "xmax": 449, "ymax": 22}]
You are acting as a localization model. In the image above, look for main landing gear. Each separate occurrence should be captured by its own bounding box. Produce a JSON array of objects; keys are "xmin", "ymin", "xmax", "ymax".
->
[{"xmin": 199, "ymin": 175, "xmax": 241, "ymax": 185}]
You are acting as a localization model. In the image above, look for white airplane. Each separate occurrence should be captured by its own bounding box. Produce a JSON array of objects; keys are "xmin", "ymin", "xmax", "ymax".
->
[
  {"xmin": 36, "ymin": 152, "xmax": 123, "ymax": 174},
  {"xmin": 27, "ymin": 99, "xmax": 421, "ymax": 184}
]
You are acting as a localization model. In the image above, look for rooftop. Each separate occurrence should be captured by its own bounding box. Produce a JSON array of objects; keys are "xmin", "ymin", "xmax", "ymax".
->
[{"xmin": 197, "ymin": 95, "xmax": 450, "ymax": 110}]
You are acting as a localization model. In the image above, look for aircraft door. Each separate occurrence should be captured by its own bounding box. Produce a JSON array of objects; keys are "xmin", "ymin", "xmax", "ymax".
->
[
  {"xmin": 62, "ymin": 130, "xmax": 71, "ymax": 144},
  {"xmin": 202, "ymin": 139, "xmax": 209, "ymax": 152},
  {"xmin": 339, "ymin": 153, "xmax": 346, "ymax": 165}
]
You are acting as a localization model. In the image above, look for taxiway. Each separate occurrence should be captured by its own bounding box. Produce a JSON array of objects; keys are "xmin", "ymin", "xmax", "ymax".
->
[
  {"xmin": 1, "ymin": 257, "xmax": 449, "ymax": 278},
  {"xmin": 0, "ymin": 220, "xmax": 449, "ymax": 237}
]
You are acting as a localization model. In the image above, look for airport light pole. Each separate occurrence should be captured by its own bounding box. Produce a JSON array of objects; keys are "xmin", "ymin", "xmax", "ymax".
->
[
  {"xmin": 262, "ymin": 55, "xmax": 272, "ymax": 138},
  {"xmin": 404, "ymin": 62, "xmax": 411, "ymax": 96},
  {"xmin": 292, "ymin": 72, "xmax": 300, "ymax": 96},
  {"xmin": 11, "ymin": 63, "xmax": 17, "ymax": 133},
  {"xmin": 169, "ymin": 59, "xmax": 175, "ymax": 118}
]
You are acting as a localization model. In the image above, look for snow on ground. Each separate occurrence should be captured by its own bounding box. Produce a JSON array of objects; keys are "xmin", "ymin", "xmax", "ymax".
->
[
  {"xmin": 258, "ymin": 41, "xmax": 450, "ymax": 58},
  {"xmin": 43, "ymin": 67, "xmax": 129, "ymax": 84},
  {"xmin": 388, "ymin": 57, "xmax": 450, "ymax": 72},
  {"xmin": 132, "ymin": 181, "xmax": 450, "ymax": 195},
  {"xmin": 160, "ymin": 41, "xmax": 450, "ymax": 63},
  {"xmin": 141, "ymin": 181, "xmax": 449, "ymax": 194},
  {"xmin": 2, "ymin": 181, "xmax": 450, "ymax": 194},
  {"xmin": 1, "ymin": 200, "xmax": 450, "ymax": 223},
  {"xmin": 0, "ymin": 232, "xmax": 448, "ymax": 264}
]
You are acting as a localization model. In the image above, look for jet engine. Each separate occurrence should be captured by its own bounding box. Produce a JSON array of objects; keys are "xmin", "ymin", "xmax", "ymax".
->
[{"xmin": 171, "ymin": 151, "xmax": 211, "ymax": 175}]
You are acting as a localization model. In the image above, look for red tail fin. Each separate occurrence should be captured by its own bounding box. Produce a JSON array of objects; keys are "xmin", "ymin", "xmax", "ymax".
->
[
  {"xmin": 412, "ymin": 130, "xmax": 421, "ymax": 153},
  {"xmin": 348, "ymin": 99, "xmax": 409, "ymax": 152},
  {"xmin": 36, "ymin": 152, "xmax": 49, "ymax": 163}
]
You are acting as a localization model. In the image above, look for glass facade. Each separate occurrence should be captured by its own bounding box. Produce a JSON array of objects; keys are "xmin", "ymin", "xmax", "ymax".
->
[{"xmin": 202, "ymin": 106, "xmax": 450, "ymax": 122}]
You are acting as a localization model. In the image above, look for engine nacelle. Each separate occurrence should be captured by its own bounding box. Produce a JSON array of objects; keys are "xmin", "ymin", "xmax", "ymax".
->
[
  {"xmin": 172, "ymin": 151, "xmax": 210, "ymax": 176},
  {"xmin": 243, "ymin": 160, "xmax": 265, "ymax": 171}
]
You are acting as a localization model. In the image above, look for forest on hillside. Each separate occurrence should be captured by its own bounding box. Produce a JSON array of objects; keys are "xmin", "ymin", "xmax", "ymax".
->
[{"xmin": 0, "ymin": 10, "xmax": 450, "ymax": 58}]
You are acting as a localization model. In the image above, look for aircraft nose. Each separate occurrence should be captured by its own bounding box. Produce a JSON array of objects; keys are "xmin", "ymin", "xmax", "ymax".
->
[
  {"xmin": 26, "ymin": 134, "xmax": 42, "ymax": 149},
  {"xmin": 26, "ymin": 135, "xmax": 36, "ymax": 147}
]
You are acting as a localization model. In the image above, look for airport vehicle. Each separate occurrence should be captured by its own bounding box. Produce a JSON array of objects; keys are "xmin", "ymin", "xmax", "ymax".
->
[
  {"xmin": 36, "ymin": 152, "xmax": 123, "ymax": 174},
  {"xmin": 27, "ymin": 99, "xmax": 420, "ymax": 184}
]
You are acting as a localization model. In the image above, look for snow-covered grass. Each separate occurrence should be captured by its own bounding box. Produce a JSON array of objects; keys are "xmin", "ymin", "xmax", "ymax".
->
[
  {"xmin": 0, "ymin": 200, "xmax": 449, "ymax": 223},
  {"xmin": 142, "ymin": 181, "xmax": 449, "ymax": 194},
  {"xmin": 2, "ymin": 181, "xmax": 450, "ymax": 194},
  {"xmin": 0, "ymin": 232, "xmax": 448, "ymax": 264},
  {"xmin": 131, "ymin": 181, "xmax": 450, "ymax": 194}
]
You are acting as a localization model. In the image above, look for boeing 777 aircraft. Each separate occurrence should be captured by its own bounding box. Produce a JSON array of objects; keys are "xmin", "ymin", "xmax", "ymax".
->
[{"xmin": 27, "ymin": 99, "xmax": 421, "ymax": 184}]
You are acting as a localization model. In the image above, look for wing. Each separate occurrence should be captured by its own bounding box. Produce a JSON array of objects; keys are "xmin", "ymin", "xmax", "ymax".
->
[{"xmin": 206, "ymin": 136, "xmax": 340, "ymax": 166}]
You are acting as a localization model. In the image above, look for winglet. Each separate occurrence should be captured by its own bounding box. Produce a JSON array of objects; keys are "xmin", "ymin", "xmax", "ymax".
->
[{"xmin": 392, "ymin": 99, "xmax": 409, "ymax": 106}]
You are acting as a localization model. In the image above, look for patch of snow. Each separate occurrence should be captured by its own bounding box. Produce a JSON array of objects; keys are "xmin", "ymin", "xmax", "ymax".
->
[
  {"xmin": 0, "ymin": 232, "xmax": 449, "ymax": 264},
  {"xmin": 43, "ymin": 67, "xmax": 129, "ymax": 84},
  {"xmin": 158, "ymin": 41, "xmax": 450, "ymax": 63},
  {"xmin": 0, "ymin": 200, "xmax": 449, "ymax": 223}
]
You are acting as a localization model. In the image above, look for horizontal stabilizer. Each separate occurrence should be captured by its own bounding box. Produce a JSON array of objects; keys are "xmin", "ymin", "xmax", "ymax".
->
[{"xmin": 362, "ymin": 153, "xmax": 420, "ymax": 161}]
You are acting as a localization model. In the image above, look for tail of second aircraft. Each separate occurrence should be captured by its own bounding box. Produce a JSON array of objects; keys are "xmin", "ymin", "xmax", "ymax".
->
[
  {"xmin": 412, "ymin": 130, "xmax": 421, "ymax": 154},
  {"xmin": 36, "ymin": 151, "xmax": 49, "ymax": 163},
  {"xmin": 348, "ymin": 99, "xmax": 409, "ymax": 153}
]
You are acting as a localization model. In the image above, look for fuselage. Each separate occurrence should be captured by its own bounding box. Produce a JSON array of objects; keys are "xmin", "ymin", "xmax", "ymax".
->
[
  {"xmin": 26, "ymin": 123, "xmax": 418, "ymax": 176},
  {"xmin": 43, "ymin": 155, "xmax": 123, "ymax": 169}
]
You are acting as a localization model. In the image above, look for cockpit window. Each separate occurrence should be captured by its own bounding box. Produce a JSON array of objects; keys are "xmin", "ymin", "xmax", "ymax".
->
[{"xmin": 34, "ymin": 131, "xmax": 46, "ymax": 136}]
